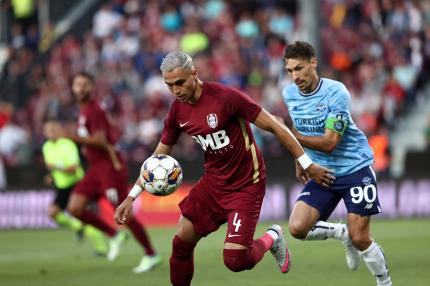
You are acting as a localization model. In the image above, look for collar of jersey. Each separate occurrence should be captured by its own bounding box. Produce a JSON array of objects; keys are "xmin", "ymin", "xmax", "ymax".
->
[{"xmin": 298, "ymin": 78, "xmax": 323, "ymax": 97}]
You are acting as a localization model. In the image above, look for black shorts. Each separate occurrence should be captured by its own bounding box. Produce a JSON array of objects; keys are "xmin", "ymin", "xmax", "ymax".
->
[{"xmin": 53, "ymin": 186, "xmax": 74, "ymax": 210}]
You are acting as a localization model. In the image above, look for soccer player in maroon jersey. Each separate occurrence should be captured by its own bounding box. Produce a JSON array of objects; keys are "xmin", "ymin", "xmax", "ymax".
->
[
  {"xmin": 114, "ymin": 52, "xmax": 334, "ymax": 285},
  {"xmin": 66, "ymin": 72, "xmax": 162, "ymax": 273}
]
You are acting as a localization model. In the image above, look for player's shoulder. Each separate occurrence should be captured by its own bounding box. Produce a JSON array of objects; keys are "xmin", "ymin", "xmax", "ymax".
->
[
  {"xmin": 84, "ymin": 99, "xmax": 104, "ymax": 115},
  {"xmin": 42, "ymin": 140, "xmax": 52, "ymax": 151},
  {"xmin": 205, "ymin": 81, "xmax": 237, "ymax": 95},
  {"xmin": 322, "ymin": 78, "xmax": 348, "ymax": 93},
  {"xmin": 58, "ymin": 137, "xmax": 76, "ymax": 147},
  {"xmin": 282, "ymin": 83, "xmax": 300, "ymax": 100}
]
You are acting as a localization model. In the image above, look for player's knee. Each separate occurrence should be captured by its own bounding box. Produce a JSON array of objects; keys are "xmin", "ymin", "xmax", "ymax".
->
[
  {"xmin": 349, "ymin": 231, "xmax": 371, "ymax": 251},
  {"xmin": 67, "ymin": 203, "xmax": 83, "ymax": 218},
  {"xmin": 288, "ymin": 221, "xmax": 308, "ymax": 239},
  {"xmin": 171, "ymin": 236, "xmax": 195, "ymax": 261},
  {"xmin": 223, "ymin": 249, "xmax": 252, "ymax": 272}
]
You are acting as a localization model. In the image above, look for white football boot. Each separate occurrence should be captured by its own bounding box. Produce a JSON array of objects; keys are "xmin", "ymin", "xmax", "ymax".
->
[{"xmin": 267, "ymin": 224, "xmax": 291, "ymax": 273}]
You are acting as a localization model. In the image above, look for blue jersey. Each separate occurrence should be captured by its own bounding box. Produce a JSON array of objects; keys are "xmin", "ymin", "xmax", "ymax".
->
[{"xmin": 282, "ymin": 78, "xmax": 374, "ymax": 176}]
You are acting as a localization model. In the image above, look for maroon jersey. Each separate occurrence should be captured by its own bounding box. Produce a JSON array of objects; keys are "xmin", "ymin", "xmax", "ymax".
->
[
  {"xmin": 161, "ymin": 82, "xmax": 266, "ymax": 191},
  {"xmin": 77, "ymin": 99, "xmax": 121, "ymax": 166}
]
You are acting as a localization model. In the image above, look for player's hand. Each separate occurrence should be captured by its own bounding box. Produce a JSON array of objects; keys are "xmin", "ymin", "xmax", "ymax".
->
[
  {"xmin": 112, "ymin": 159, "xmax": 122, "ymax": 171},
  {"xmin": 295, "ymin": 160, "xmax": 310, "ymax": 184},
  {"xmin": 114, "ymin": 196, "xmax": 134, "ymax": 224},
  {"xmin": 305, "ymin": 163, "xmax": 335, "ymax": 188}
]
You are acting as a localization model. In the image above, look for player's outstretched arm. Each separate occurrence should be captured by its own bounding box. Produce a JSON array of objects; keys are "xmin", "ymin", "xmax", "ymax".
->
[
  {"xmin": 291, "ymin": 127, "xmax": 342, "ymax": 153},
  {"xmin": 254, "ymin": 109, "xmax": 308, "ymax": 158},
  {"xmin": 253, "ymin": 109, "xmax": 335, "ymax": 187},
  {"xmin": 114, "ymin": 142, "xmax": 174, "ymax": 224}
]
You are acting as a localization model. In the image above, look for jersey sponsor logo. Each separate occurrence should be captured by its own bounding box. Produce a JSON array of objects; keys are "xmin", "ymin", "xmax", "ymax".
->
[
  {"xmin": 192, "ymin": 130, "xmax": 231, "ymax": 151},
  {"xmin": 207, "ymin": 113, "xmax": 218, "ymax": 129},
  {"xmin": 179, "ymin": 121, "xmax": 189, "ymax": 128},
  {"xmin": 294, "ymin": 118, "xmax": 325, "ymax": 133}
]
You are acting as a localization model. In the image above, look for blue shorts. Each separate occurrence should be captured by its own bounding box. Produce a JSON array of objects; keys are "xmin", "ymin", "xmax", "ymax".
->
[{"xmin": 296, "ymin": 166, "xmax": 382, "ymax": 220}]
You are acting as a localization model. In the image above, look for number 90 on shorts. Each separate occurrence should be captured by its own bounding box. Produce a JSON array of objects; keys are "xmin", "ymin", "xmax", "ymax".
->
[{"xmin": 343, "ymin": 167, "xmax": 382, "ymax": 216}]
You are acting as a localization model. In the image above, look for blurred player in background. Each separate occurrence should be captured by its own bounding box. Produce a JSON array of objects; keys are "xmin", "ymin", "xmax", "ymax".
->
[
  {"xmin": 66, "ymin": 72, "xmax": 161, "ymax": 273},
  {"xmin": 282, "ymin": 41, "xmax": 391, "ymax": 286},
  {"xmin": 42, "ymin": 119, "xmax": 107, "ymax": 255},
  {"xmin": 114, "ymin": 51, "xmax": 335, "ymax": 286}
]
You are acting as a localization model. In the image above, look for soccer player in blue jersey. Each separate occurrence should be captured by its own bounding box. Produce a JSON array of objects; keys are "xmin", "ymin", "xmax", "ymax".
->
[{"xmin": 282, "ymin": 41, "xmax": 392, "ymax": 286}]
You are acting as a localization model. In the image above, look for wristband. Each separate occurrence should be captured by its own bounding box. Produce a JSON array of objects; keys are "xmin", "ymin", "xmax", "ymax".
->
[
  {"xmin": 297, "ymin": 153, "xmax": 313, "ymax": 170},
  {"xmin": 129, "ymin": 184, "xmax": 143, "ymax": 199}
]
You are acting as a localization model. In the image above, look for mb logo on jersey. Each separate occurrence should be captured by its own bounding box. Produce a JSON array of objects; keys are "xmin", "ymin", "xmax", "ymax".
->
[
  {"xmin": 207, "ymin": 113, "xmax": 218, "ymax": 129},
  {"xmin": 192, "ymin": 130, "xmax": 230, "ymax": 151}
]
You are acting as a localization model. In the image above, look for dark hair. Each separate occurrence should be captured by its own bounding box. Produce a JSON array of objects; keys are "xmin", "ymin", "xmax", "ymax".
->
[
  {"xmin": 284, "ymin": 41, "xmax": 316, "ymax": 61},
  {"xmin": 71, "ymin": 71, "xmax": 94, "ymax": 83}
]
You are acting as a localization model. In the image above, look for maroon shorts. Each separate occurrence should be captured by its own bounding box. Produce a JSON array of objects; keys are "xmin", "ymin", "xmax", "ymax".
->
[
  {"xmin": 179, "ymin": 178, "xmax": 265, "ymax": 248},
  {"xmin": 73, "ymin": 163, "xmax": 128, "ymax": 206}
]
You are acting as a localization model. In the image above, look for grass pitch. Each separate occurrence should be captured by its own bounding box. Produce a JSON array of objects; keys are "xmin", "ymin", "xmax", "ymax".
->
[{"xmin": 0, "ymin": 219, "xmax": 429, "ymax": 286}]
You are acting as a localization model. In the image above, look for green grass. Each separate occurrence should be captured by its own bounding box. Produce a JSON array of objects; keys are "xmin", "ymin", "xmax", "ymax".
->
[{"xmin": 1, "ymin": 219, "xmax": 429, "ymax": 286}]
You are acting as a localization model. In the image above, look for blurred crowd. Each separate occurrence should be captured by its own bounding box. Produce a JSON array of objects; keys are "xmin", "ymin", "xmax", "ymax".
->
[{"xmin": 0, "ymin": 0, "xmax": 430, "ymax": 179}]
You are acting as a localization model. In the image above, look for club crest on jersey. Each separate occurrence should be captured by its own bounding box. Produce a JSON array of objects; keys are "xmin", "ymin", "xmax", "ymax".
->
[
  {"xmin": 207, "ymin": 113, "xmax": 218, "ymax": 129},
  {"xmin": 315, "ymin": 103, "xmax": 327, "ymax": 113}
]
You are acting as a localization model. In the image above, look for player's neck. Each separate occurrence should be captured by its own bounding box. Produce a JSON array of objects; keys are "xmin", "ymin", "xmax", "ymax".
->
[
  {"xmin": 79, "ymin": 97, "xmax": 91, "ymax": 107},
  {"xmin": 301, "ymin": 75, "xmax": 320, "ymax": 94},
  {"xmin": 188, "ymin": 79, "xmax": 203, "ymax": 104}
]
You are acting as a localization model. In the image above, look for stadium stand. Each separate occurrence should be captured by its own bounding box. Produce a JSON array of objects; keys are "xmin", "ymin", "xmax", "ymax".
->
[{"xmin": 0, "ymin": 0, "xmax": 429, "ymax": 185}]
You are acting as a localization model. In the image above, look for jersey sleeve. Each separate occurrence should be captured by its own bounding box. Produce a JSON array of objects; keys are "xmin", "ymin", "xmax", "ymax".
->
[
  {"xmin": 227, "ymin": 87, "xmax": 262, "ymax": 122},
  {"xmin": 325, "ymin": 85, "xmax": 350, "ymax": 136},
  {"xmin": 160, "ymin": 103, "xmax": 181, "ymax": 146}
]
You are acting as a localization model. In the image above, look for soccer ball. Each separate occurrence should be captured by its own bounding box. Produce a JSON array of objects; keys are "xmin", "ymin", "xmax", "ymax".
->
[{"xmin": 139, "ymin": 154, "xmax": 183, "ymax": 196}]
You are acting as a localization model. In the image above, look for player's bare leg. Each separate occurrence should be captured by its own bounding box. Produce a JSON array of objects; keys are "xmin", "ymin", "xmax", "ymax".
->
[
  {"xmin": 348, "ymin": 214, "xmax": 391, "ymax": 286},
  {"xmin": 170, "ymin": 215, "xmax": 201, "ymax": 286},
  {"xmin": 222, "ymin": 225, "xmax": 290, "ymax": 274},
  {"xmin": 289, "ymin": 201, "xmax": 360, "ymax": 270},
  {"xmin": 68, "ymin": 193, "xmax": 116, "ymax": 236},
  {"xmin": 222, "ymin": 210, "xmax": 289, "ymax": 274}
]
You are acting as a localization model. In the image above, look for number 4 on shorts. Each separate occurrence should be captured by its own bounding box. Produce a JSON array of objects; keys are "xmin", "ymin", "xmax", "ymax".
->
[{"xmin": 232, "ymin": 212, "xmax": 242, "ymax": 232}]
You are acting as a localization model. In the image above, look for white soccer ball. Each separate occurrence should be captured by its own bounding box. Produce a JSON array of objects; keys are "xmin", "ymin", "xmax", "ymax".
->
[{"xmin": 139, "ymin": 154, "xmax": 183, "ymax": 196}]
